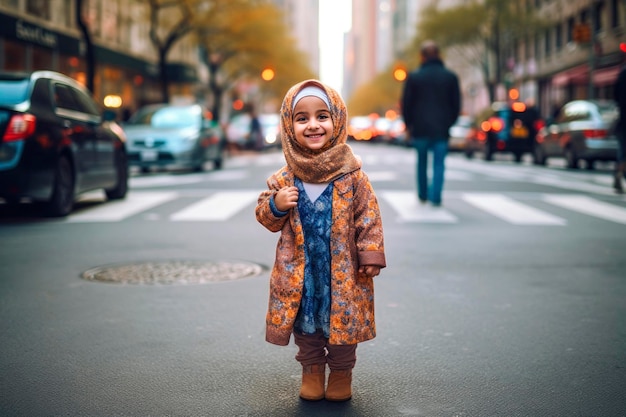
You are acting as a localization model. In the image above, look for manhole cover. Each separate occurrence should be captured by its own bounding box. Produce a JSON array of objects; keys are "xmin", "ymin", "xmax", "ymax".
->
[{"xmin": 81, "ymin": 260, "xmax": 264, "ymax": 285}]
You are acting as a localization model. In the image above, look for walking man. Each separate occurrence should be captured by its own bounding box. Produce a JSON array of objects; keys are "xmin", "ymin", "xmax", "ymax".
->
[{"xmin": 401, "ymin": 40, "xmax": 461, "ymax": 206}]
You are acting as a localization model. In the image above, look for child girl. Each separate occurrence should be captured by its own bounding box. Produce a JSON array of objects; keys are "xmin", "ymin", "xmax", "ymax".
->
[{"xmin": 255, "ymin": 79, "xmax": 386, "ymax": 402}]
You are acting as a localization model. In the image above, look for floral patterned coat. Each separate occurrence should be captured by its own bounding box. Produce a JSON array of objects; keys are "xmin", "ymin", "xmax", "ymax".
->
[{"xmin": 255, "ymin": 166, "xmax": 386, "ymax": 346}]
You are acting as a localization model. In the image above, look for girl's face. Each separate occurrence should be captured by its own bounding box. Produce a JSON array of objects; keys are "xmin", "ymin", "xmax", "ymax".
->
[{"xmin": 292, "ymin": 96, "xmax": 333, "ymax": 151}]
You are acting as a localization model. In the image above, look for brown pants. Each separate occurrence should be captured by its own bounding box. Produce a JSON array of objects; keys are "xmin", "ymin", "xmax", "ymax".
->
[{"xmin": 293, "ymin": 331, "xmax": 357, "ymax": 370}]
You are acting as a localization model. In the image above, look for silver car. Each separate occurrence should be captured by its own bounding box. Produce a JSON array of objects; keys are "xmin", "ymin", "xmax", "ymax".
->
[
  {"xmin": 533, "ymin": 100, "xmax": 619, "ymax": 169},
  {"xmin": 123, "ymin": 103, "xmax": 225, "ymax": 173}
]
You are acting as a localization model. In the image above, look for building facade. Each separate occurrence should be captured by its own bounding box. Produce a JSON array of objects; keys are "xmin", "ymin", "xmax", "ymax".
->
[
  {"xmin": 514, "ymin": 0, "xmax": 625, "ymax": 119},
  {"xmin": 0, "ymin": 0, "xmax": 200, "ymax": 115}
]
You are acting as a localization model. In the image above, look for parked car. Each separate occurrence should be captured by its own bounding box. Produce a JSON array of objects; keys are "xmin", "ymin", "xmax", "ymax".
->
[
  {"xmin": 448, "ymin": 115, "xmax": 474, "ymax": 152},
  {"xmin": 123, "ymin": 103, "xmax": 225, "ymax": 173},
  {"xmin": 388, "ymin": 117, "xmax": 408, "ymax": 146},
  {"xmin": 465, "ymin": 101, "xmax": 542, "ymax": 162},
  {"xmin": 532, "ymin": 99, "xmax": 619, "ymax": 169},
  {"xmin": 348, "ymin": 116, "xmax": 375, "ymax": 141},
  {"xmin": 0, "ymin": 70, "xmax": 128, "ymax": 216}
]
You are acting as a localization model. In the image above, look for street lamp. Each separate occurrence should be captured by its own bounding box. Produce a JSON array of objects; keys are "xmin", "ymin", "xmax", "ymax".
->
[{"xmin": 261, "ymin": 68, "xmax": 275, "ymax": 81}]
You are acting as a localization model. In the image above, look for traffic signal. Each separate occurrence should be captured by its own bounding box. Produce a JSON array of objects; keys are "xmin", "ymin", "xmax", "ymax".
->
[{"xmin": 393, "ymin": 64, "xmax": 407, "ymax": 82}]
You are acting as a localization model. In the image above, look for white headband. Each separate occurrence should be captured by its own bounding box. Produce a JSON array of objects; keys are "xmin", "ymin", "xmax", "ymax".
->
[{"xmin": 292, "ymin": 86, "xmax": 330, "ymax": 110}]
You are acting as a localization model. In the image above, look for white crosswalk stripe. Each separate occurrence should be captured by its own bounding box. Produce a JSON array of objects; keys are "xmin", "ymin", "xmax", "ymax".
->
[
  {"xmin": 462, "ymin": 193, "xmax": 567, "ymax": 225},
  {"xmin": 170, "ymin": 191, "xmax": 258, "ymax": 221},
  {"xmin": 543, "ymin": 194, "xmax": 626, "ymax": 224},
  {"xmin": 67, "ymin": 192, "xmax": 177, "ymax": 222},
  {"xmin": 380, "ymin": 191, "xmax": 458, "ymax": 223},
  {"xmin": 63, "ymin": 189, "xmax": 626, "ymax": 226}
]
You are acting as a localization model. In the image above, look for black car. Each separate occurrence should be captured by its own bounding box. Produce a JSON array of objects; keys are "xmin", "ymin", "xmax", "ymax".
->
[
  {"xmin": 465, "ymin": 101, "xmax": 542, "ymax": 162},
  {"xmin": 0, "ymin": 70, "xmax": 128, "ymax": 216}
]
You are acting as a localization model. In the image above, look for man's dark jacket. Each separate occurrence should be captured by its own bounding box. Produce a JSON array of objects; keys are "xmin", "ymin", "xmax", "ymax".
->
[{"xmin": 401, "ymin": 59, "xmax": 461, "ymax": 140}]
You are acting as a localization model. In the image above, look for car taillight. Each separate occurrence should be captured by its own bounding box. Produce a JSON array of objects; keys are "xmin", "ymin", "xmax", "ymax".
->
[
  {"xmin": 484, "ymin": 117, "xmax": 504, "ymax": 133},
  {"xmin": 3, "ymin": 114, "xmax": 36, "ymax": 142},
  {"xmin": 582, "ymin": 129, "xmax": 608, "ymax": 139},
  {"xmin": 534, "ymin": 120, "xmax": 545, "ymax": 131}
]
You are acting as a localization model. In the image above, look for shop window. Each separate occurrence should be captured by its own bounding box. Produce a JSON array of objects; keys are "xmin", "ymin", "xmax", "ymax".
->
[
  {"xmin": 32, "ymin": 48, "xmax": 54, "ymax": 71},
  {"xmin": 3, "ymin": 40, "xmax": 26, "ymax": 71},
  {"xmin": 555, "ymin": 23, "xmax": 562, "ymax": 51}
]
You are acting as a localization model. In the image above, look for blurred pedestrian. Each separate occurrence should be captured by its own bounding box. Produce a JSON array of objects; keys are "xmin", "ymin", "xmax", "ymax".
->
[
  {"xmin": 255, "ymin": 79, "xmax": 386, "ymax": 402},
  {"xmin": 401, "ymin": 40, "xmax": 461, "ymax": 206},
  {"xmin": 248, "ymin": 107, "xmax": 263, "ymax": 150},
  {"xmin": 613, "ymin": 61, "xmax": 626, "ymax": 194}
]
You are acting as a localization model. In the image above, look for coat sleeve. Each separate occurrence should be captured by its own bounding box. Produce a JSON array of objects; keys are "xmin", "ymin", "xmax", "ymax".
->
[
  {"xmin": 255, "ymin": 169, "xmax": 291, "ymax": 233},
  {"xmin": 352, "ymin": 170, "xmax": 386, "ymax": 268}
]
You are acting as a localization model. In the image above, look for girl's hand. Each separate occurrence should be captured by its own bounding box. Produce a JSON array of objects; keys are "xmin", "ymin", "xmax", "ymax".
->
[
  {"xmin": 275, "ymin": 186, "xmax": 299, "ymax": 211},
  {"xmin": 359, "ymin": 265, "xmax": 381, "ymax": 278}
]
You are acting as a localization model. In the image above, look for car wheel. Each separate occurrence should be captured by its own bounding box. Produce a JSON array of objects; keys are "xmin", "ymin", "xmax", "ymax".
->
[
  {"xmin": 45, "ymin": 155, "xmax": 75, "ymax": 217},
  {"xmin": 140, "ymin": 166, "xmax": 150, "ymax": 174},
  {"xmin": 465, "ymin": 150, "xmax": 474, "ymax": 159},
  {"xmin": 214, "ymin": 158, "xmax": 223, "ymax": 170},
  {"xmin": 192, "ymin": 161, "xmax": 205, "ymax": 172},
  {"xmin": 585, "ymin": 159, "xmax": 595, "ymax": 170},
  {"xmin": 533, "ymin": 145, "xmax": 546, "ymax": 165},
  {"xmin": 105, "ymin": 150, "xmax": 128, "ymax": 200},
  {"xmin": 513, "ymin": 152, "xmax": 523, "ymax": 163},
  {"xmin": 564, "ymin": 147, "xmax": 578, "ymax": 169}
]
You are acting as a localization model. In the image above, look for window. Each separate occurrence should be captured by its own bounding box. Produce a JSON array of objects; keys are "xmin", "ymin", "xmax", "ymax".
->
[
  {"xmin": 555, "ymin": 23, "xmax": 562, "ymax": 51},
  {"xmin": 594, "ymin": 1, "xmax": 604, "ymax": 33},
  {"xmin": 545, "ymin": 29, "xmax": 551, "ymax": 57},
  {"xmin": 563, "ymin": 102, "xmax": 592, "ymax": 122},
  {"xmin": 611, "ymin": 0, "xmax": 619, "ymax": 28},
  {"xmin": 567, "ymin": 17, "xmax": 575, "ymax": 43},
  {"xmin": 26, "ymin": 0, "xmax": 50, "ymax": 20},
  {"xmin": 71, "ymin": 88, "xmax": 100, "ymax": 116},
  {"xmin": 54, "ymin": 84, "xmax": 79, "ymax": 111}
]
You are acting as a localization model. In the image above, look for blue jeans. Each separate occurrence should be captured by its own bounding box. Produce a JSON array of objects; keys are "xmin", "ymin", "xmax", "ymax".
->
[{"xmin": 413, "ymin": 138, "xmax": 448, "ymax": 204}]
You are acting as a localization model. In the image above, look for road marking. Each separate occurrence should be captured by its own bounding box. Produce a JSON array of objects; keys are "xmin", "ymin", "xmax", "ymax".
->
[
  {"xmin": 462, "ymin": 193, "xmax": 566, "ymax": 225},
  {"xmin": 170, "ymin": 191, "xmax": 258, "ymax": 221},
  {"xmin": 543, "ymin": 194, "xmax": 626, "ymax": 224},
  {"xmin": 381, "ymin": 191, "xmax": 458, "ymax": 223},
  {"xmin": 67, "ymin": 192, "xmax": 178, "ymax": 222}
]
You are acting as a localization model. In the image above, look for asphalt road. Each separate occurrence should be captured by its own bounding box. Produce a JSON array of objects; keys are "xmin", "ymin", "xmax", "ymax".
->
[{"xmin": 1, "ymin": 143, "xmax": 625, "ymax": 416}]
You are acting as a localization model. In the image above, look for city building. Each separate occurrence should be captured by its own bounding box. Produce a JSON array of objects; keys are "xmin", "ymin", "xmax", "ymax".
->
[
  {"xmin": 345, "ymin": 0, "xmax": 626, "ymax": 118},
  {"xmin": 514, "ymin": 0, "xmax": 625, "ymax": 119},
  {"xmin": 0, "ymin": 0, "xmax": 201, "ymax": 115}
]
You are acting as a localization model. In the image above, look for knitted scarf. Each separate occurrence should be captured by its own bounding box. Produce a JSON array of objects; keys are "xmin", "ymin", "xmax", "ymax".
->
[{"xmin": 280, "ymin": 79, "xmax": 361, "ymax": 183}]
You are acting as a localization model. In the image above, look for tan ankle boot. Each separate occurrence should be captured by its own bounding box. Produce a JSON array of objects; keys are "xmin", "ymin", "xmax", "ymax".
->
[
  {"xmin": 325, "ymin": 369, "xmax": 352, "ymax": 401},
  {"xmin": 299, "ymin": 364, "xmax": 325, "ymax": 401}
]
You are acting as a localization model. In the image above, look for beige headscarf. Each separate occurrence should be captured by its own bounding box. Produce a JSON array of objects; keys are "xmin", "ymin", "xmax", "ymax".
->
[{"xmin": 280, "ymin": 79, "xmax": 361, "ymax": 183}]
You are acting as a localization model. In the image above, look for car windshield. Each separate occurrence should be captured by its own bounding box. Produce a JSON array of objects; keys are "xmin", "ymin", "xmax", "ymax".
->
[
  {"xmin": 129, "ymin": 106, "xmax": 201, "ymax": 128},
  {"xmin": 0, "ymin": 78, "xmax": 30, "ymax": 105}
]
